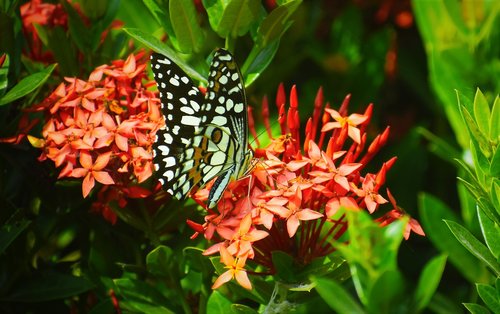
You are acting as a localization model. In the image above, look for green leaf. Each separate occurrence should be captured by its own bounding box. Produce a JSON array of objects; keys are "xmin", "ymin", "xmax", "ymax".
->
[
  {"xmin": 477, "ymin": 284, "xmax": 500, "ymax": 313},
  {"xmin": 473, "ymin": 89, "xmax": 491, "ymax": 137},
  {"xmin": 477, "ymin": 207, "xmax": 500, "ymax": 259},
  {"xmin": 314, "ymin": 277, "xmax": 365, "ymax": 314},
  {"xmin": 3, "ymin": 271, "xmax": 94, "ymax": 302},
  {"xmin": 169, "ymin": 0, "xmax": 204, "ymax": 53},
  {"xmin": 123, "ymin": 28, "xmax": 206, "ymax": 83},
  {"xmin": 242, "ymin": 39, "xmax": 279, "ymax": 87},
  {"xmin": 204, "ymin": 0, "xmax": 261, "ymax": 38},
  {"xmin": 257, "ymin": 0, "xmax": 301, "ymax": 46},
  {"xmin": 490, "ymin": 145, "xmax": 500, "ymax": 177},
  {"xmin": 231, "ymin": 303, "xmax": 258, "ymax": 314},
  {"xmin": 367, "ymin": 270, "xmax": 405, "ymax": 314},
  {"xmin": 463, "ymin": 303, "xmax": 492, "ymax": 314},
  {"xmin": 143, "ymin": 0, "xmax": 178, "ymax": 50},
  {"xmin": 146, "ymin": 245, "xmax": 174, "ymax": 277},
  {"xmin": 419, "ymin": 193, "xmax": 488, "ymax": 283},
  {"xmin": 0, "ymin": 64, "xmax": 56, "ymax": 106},
  {"xmin": 490, "ymin": 95, "xmax": 500, "ymax": 139},
  {"xmin": 445, "ymin": 220, "xmax": 500, "ymax": 276},
  {"xmin": 414, "ymin": 254, "xmax": 448, "ymax": 312},
  {"xmin": 492, "ymin": 180, "xmax": 500, "ymax": 216},
  {"xmin": 0, "ymin": 53, "xmax": 8, "ymax": 97},
  {"xmin": 207, "ymin": 290, "xmax": 233, "ymax": 313},
  {"xmin": 0, "ymin": 219, "xmax": 30, "ymax": 254},
  {"xmin": 461, "ymin": 104, "xmax": 493, "ymax": 159}
]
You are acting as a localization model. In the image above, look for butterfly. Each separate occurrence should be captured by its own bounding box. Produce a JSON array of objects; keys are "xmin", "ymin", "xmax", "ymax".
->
[{"xmin": 151, "ymin": 49, "xmax": 254, "ymax": 208}]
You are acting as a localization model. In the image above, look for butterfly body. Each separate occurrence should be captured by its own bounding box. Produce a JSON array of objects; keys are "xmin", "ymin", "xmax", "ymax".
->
[{"xmin": 151, "ymin": 49, "xmax": 252, "ymax": 208}]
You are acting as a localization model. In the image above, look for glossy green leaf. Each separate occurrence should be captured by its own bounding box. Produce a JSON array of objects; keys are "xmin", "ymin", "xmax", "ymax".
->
[
  {"xmin": 0, "ymin": 53, "xmax": 8, "ymax": 97},
  {"xmin": 477, "ymin": 206, "xmax": 500, "ymax": 259},
  {"xmin": 462, "ymin": 105, "xmax": 493, "ymax": 160},
  {"xmin": 314, "ymin": 277, "xmax": 365, "ymax": 314},
  {"xmin": 490, "ymin": 145, "xmax": 500, "ymax": 177},
  {"xmin": 445, "ymin": 220, "xmax": 500, "ymax": 276},
  {"xmin": 257, "ymin": 0, "xmax": 301, "ymax": 46},
  {"xmin": 414, "ymin": 254, "xmax": 448, "ymax": 312},
  {"xmin": 146, "ymin": 245, "xmax": 174, "ymax": 277},
  {"xmin": 4, "ymin": 271, "xmax": 94, "ymax": 302},
  {"xmin": 143, "ymin": 0, "xmax": 178, "ymax": 50},
  {"xmin": 492, "ymin": 180, "xmax": 500, "ymax": 215},
  {"xmin": 477, "ymin": 284, "xmax": 500, "ymax": 313},
  {"xmin": 473, "ymin": 89, "xmax": 491, "ymax": 137},
  {"xmin": 242, "ymin": 39, "xmax": 279, "ymax": 87},
  {"xmin": 123, "ymin": 28, "xmax": 206, "ymax": 83},
  {"xmin": 490, "ymin": 95, "xmax": 500, "ymax": 139},
  {"xmin": 0, "ymin": 64, "xmax": 56, "ymax": 106},
  {"xmin": 204, "ymin": 0, "xmax": 261, "ymax": 37},
  {"xmin": 0, "ymin": 219, "xmax": 30, "ymax": 254},
  {"xmin": 463, "ymin": 303, "xmax": 491, "ymax": 314},
  {"xmin": 169, "ymin": 0, "xmax": 204, "ymax": 53},
  {"xmin": 419, "ymin": 193, "xmax": 488, "ymax": 282},
  {"xmin": 207, "ymin": 290, "xmax": 233, "ymax": 313}
]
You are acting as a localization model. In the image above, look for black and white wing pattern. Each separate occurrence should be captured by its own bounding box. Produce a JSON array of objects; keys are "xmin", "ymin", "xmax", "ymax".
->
[{"xmin": 151, "ymin": 49, "xmax": 253, "ymax": 208}]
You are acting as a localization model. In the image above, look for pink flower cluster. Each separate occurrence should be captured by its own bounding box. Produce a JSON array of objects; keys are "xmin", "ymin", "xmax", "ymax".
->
[{"xmin": 189, "ymin": 85, "xmax": 424, "ymax": 290}]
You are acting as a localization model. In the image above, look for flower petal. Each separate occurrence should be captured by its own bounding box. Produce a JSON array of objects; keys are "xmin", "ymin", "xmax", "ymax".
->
[
  {"xmin": 93, "ymin": 151, "xmax": 112, "ymax": 170},
  {"xmin": 211, "ymin": 270, "xmax": 233, "ymax": 289},
  {"xmin": 235, "ymin": 270, "xmax": 252, "ymax": 290},
  {"xmin": 93, "ymin": 170, "xmax": 115, "ymax": 185}
]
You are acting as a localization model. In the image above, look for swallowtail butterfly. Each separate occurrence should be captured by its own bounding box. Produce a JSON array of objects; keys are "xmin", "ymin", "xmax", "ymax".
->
[{"xmin": 151, "ymin": 49, "xmax": 253, "ymax": 208}]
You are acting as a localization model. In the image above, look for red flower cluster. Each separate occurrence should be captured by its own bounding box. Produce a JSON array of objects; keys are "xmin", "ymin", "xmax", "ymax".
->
[
  {"xmin": 189, "ymin": 85, "xmax": 424, "ymax": 290},
  {"xmin": 30, "ymin": 52, "xmax": 163, "ymax": 223}
]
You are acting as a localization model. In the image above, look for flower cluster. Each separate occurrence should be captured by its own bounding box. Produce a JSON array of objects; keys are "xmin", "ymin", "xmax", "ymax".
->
[
  {"xmin": 30, "ymin": 52, "xmax": 163, "ymax": 223},
  {"xmin": 189, "ymin": 85, "xmax": 424, "ymax": 290}
]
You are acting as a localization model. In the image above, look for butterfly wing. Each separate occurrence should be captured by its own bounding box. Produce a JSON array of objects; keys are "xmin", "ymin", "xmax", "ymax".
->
[
  {"xmin": 151, "ymin": 49, "xmax": 251, "ymax": 207},
  {"xmin": 151, "ymin": 53, "xmax": 206, "ymax": 200}
]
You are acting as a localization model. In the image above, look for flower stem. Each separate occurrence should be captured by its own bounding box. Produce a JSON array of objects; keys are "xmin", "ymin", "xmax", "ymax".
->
[{"xmin": 263, "ymin": 281, "xmax": 295, "ymax": 314}]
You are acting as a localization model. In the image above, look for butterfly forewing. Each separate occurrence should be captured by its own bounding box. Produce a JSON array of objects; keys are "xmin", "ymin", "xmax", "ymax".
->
[
  {"xmin": 151, "ymin": 49, "xmax": 252, "ymax": 208},
  {"xmin": 151, "ymin": 53, "xmax": 205, "ymax": 200}
]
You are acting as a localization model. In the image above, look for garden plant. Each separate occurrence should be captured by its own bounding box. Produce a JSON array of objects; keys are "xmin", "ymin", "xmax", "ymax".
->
[{"xmin": 0, "ymin": 0, "xmax": 499, "ymax": 313}]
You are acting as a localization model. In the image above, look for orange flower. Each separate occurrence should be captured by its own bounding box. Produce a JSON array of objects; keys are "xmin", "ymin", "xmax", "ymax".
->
[
  {"xmin": 321, "ymin": 108, "xmax": 368, "ymax": 144},
  {"xmin": 71, "ymin": 151, "xmax": 115, "ymax": 198},
  {"xmin": 212, "ymin": 246, "xmax": 252, "ymax": 290},
  {"xmin": 30, "ymin": 52, "xmax": 162, "ymax": 222},
  {"xmin": 190, "ymin": 84, "xmax": 423, "ymax": 290}
]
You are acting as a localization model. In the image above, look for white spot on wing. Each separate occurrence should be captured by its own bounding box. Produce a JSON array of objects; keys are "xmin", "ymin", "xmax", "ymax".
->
[
  {"xmin": 212, "ymin": 115, "xmax": 227, "ymax": 126},
  {"xmin": 234, "ymin": 102, "xmax": 244, "ymax": 113},
  {"xmin": 169, "ymin": 77, "xmax": 179, "ymax": 86},
  {"xmin": 180, "ymin": 106, "xmax": 195, "ymax": 115},
  {"xmin": 181, "ymin": 115, "xmax": 201, "ymax": 126},
  {"xmin": 163, "ymin": 156, "xmax": 176, "ymax": 167}
]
